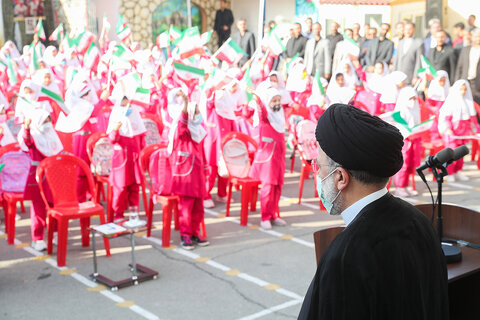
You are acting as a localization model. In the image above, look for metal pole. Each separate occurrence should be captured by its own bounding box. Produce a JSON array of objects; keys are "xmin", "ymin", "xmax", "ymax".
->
[
  {"xmin": 187, "ymin": 0, "xmax": 192, "ymax": 28},
  {"xmin": 257, "ymin": 0, "xmax": 266, "ymax": 48}
]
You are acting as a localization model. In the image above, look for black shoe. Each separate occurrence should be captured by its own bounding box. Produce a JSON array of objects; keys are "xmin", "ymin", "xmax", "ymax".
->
[
  {"xmin": 181, "ymin": 236, "xmax": 195, "ymax": 250},
  {"xmin": 191, "ymin": 235, "xmax": 210, "ymax": 247}
]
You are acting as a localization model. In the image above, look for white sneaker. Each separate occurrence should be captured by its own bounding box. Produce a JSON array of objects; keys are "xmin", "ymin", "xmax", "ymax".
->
[
  {"xmin": 394, "ymin": 188, "xmax": 410, "ymax": 197},
  {"xmin": 272, "ymin": 218, "xmax": 287, "ymax": 226},
  {"xmin": 445, "ymin": 175, "xmax": 456, "ymax": 183},
  {"xmin": 260, "ymin": 220, "xmax": 272, "ymax": 229},
  {"xmin": 203, "ymin": 199, "xmax": 215, "ymax": 208},
  {"xmin": 31, "ymin": 240, "xmax": 47, "ymax": 251},
  {"xmin": 215, "ymin": 195, "xmax": 228, "ymax": 203},
  {"xmin": 455, "ymin": 173, "xmax": 469, "ymax": 182}
]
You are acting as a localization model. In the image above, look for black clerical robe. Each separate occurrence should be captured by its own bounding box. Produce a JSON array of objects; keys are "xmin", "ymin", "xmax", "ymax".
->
[
  {"xmin": 298, "ymin": 193, "xmax": 449, "ymax": 320},
  {"xmin": 214, "ymin": 8, "xmax": 234, "ymax": 47}
]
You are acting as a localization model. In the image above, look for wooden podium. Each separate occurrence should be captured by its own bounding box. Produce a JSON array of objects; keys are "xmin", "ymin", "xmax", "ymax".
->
[{"xmin": 313, "ymin": 203, "xmax": 480, "ymax": 320}]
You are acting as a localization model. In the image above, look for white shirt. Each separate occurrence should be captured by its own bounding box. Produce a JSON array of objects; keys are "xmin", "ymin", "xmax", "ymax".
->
[
  {"xmin": 467, "ymin": 46, "xmax": 480, "ymax": 80},
  {"xmin": 341, "ymin": 188, "xmax": 388, "ymax": 227},
  {"xmin": 403, "ymin": 37, "xmax": 413, "ymax": 54}
]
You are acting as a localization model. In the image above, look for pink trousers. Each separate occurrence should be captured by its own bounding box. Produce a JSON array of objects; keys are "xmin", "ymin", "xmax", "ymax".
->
[
  {"xmin": 260, "ymin": 184, "xmax": 282, "ymax": 221},
  {"xmin": 30, "ymin": 192, "xmax": 47, "ymax": 241},
  {"xmin": 112, "ymin": 184, "xmax": 140, "ymax": 219},
  {"xmin": 395, "ymin": 139, "xmax": 421, "ymax": 188},
  {"xmin": 178, "ymin": 195, "xmax": 204, "ymax": 237}
]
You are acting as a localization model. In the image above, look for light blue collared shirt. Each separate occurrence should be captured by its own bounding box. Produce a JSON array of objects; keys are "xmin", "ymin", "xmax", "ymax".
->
[{"xmin": 341, "ymin": 188, "xmax": 388, "ymax": 227}]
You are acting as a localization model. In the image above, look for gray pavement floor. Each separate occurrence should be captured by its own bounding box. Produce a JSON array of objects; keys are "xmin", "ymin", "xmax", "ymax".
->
[{"xmin": 1, "ymin": 150, "xmax": 480, "ymax": 320}]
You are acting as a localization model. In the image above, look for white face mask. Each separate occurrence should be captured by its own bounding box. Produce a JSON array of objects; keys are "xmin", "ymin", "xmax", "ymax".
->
[
  {"xmin": 176, "ymin": 95, "xmax": 185, "ymax": 105},
  {"xmin": 270, "ymin": 82, "xmax": 279, "ymax": 88},
  {"xmin": 26, "ymin": 93, "xmax": 36, "ymax": 101},
  {"xmin": 406, "ymin": 99, "xmax": 415, "ymax": 109},
  {"xmin": 39, "ymin": 122, "xmax": 53, "ymax": 133},
  {"xmin": 192, "ymin": 113, "xmax": 203, "ymax": 125}
]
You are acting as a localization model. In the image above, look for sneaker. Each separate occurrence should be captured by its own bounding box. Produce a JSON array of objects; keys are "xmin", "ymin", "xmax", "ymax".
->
[
  {"xmin": 31, "ymin": 240, "xmax": 47, "ymax": 251},
  {"xmin": 215, "ymin": 195, "xmax": 228, "ymax": 203},
  {"xmin": 394, "ymin": 187, "xmax": 410, "ymax": 198},
  {"xmin": 455, "ymin": 173, "xmax": 469, "ymax": 182},
  {"xmin": 407, "ymin": 189, "xmax": 419, "ymax": 197},
  {"xmin": 180, "ymin": 236, "xmax": 195, "ymax": 250},
  {"xmin": 445, "ymin": 175, "xmax": 456, "ymax": 183},
  {"xmin": 192, "ymin": 235, "xmax": 210, "ymax": 247},
  {"xmin": 15, "ymin": 213, "xmax": 21, "ymax": 221},
  {"xmin": 203, "ymin": 199, "xmax": 215, "ymax": 209},
  {"xmin": 272, "ymin": 218, "xmax": 287, "ymax": 226},
  {"xmin": 260, "ymin": 220, "xmax": 272, "ymax": 229}
]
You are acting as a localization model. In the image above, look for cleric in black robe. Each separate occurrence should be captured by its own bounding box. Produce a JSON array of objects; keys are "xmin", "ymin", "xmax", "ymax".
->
[
  {"xmin": 213, "ymin": 0, "xmax": 234, "ymax": 47},
  {"xmin": 298, "ymin": 104, "xmax": 449, "ymax": 320}
]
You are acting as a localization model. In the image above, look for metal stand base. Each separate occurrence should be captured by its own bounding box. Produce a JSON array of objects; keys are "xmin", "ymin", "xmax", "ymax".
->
[{"xmin": 91, "ymin": 264, "xmax": 158, "ymax": 291}]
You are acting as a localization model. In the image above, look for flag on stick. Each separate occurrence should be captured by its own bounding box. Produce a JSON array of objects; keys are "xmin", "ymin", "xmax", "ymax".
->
[
  {"xmin": 34, "ymin": 19, "xmax": 46, "ymax": 41},
  {"xmin": 213, "ymin": 38, "xmax": 247, "ymax": 65},
  {"xmin": 116, "ymin": 14, "xmax": 132, "ymax": 42},
  {"xmin": 49, "ymin": 23, "xmax": 64, "ymax": 41},
  {"xmin": 173, "ymin": 62, "xmax": 205, "ymax": 80}
]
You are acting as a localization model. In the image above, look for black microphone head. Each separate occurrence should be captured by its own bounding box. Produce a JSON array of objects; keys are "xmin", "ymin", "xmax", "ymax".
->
[
  {"xmin": 453, "ymin": 145, "xmax": 469, "ymax": 161},
  {"xmin": 435, "ymin": 148, "xmax": 454, "ymax": 164}
]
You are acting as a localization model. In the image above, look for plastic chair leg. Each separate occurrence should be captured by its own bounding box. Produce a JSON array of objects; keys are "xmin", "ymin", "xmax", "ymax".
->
[
  {"xmin": 200, "ymin": 220, "xmax": 207, "ymax": 238},
  {"xmin": 107, "ymin": 184, "xmax": 113, "ymax": 223},
  {"xmin": 161, "ymin": 203, "xmax": 172, "ymax": 248},
  {"xmin": 240, "ymin": 184, "xmax": 250, "ymax": 226},
  {"xmin": 298, "ymin": 166, "xmax": 306, "ymax": 204},
  {"xmin": 2, "ymin": 198, "xmax": 8, "ymax": 236},
  {"xmin": 290, "ymin": 146, "xmax": 296, "ymax": 173},
  {"xmin": 225, "ymin": 181, "xmax": 233, "ymax": 217},
  {"xmin": 80, "ymin": 217, "xmax": 90, "ymax": 247},
  {"xmin": 471, "ymin": 140, "xmax": 478, "ymax": 161},
  {"xmin": 411, "ymin": 174, "xmax": 416, "ymax": 191},
  {"xmin": 56, "ymin": 218, "xmax": 69, "ymax": 267},
  {"xmin": 314, "ymin": 175, "xmax": 318, "ymax": 198},
  {"xmin": 147, "ymin": 197, "xmax": 154, "ymax": 237},
  {"xmin": 7, "ymin": 199, "xmax": 17, "ymax": 245},
  {"xmin": 98, "ymin": 212, "xmax": 111, "ymax": 257},
  {"xmin": 141, "ymin": 184, "xmax": 148, "ymax": 219},
  {"xmin": 250, "ymin": 185, "xmax": 258, "ymax": 212},
  {"xmin": 173, "ymin": 200, "xmax": 179, "ymax": 230},
  {"xmin": 47, "ymin": 215, "xmax": 56, "ymax": 255},
  {"xmin": 20, "ymin": 201, "xmax": 25, "ymax": 213}
]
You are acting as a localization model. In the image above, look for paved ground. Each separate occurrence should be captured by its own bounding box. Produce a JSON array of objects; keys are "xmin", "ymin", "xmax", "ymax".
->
[{"xmin": 1, "ymin": 149, "xmax": 480, "ymax": 320}]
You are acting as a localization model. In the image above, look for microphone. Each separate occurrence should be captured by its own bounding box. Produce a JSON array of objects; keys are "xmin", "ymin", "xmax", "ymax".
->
[
  {"xmin": 417, "ymin": 148, "xmax": 454, "ymax": 173},
  {"xmin": 452, "ymin": 145, "xmax": 469, "ymax": 162}
]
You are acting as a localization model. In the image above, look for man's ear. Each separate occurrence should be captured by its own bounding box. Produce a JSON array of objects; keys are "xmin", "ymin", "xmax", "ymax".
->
[{"xmin": 336, "ymin": 167, "xmax": 350, "ymax": 191}]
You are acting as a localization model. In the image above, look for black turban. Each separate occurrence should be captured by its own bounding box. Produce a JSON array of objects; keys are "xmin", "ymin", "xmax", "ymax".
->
[{"xmin": 315, "ymin": 104, "xmax": 404, "ymax": 178}]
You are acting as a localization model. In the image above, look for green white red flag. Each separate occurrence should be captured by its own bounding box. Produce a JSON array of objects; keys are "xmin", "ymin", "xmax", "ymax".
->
[
  {"xmin": 116, "ymin": 14, "xmax": 132, "ymax": 42},
  {"xmin": 173, "ymin": 62, "xmax": 205, "ymax": 80},
  {"xmin": 169, "ymin": 26, "xmax": 182, "ymax": 44},
  {"xmin": 417, "ymin": 55, "xmax": 437, "ymax": 81},
  {"xmin": 49, "ymin": 23, "xmax": 64, "ymax": 42},
  {"xmin": 34, "ymin": 19, "xmax": 46, "ymax": 41},
  {"xmin": 213, "ymin": 38, "xmax": 247, "ymax": 65},
  {"xmin": 175, "ymin": 27, "xmax": 205, "ymax": 59},
  {"xmin": 267, "ymin": 27, "xmax": 286, "ymax": 57},
  {"xmin": 130, "ymin": 87, "xmax": 151, "ymax": 108}
]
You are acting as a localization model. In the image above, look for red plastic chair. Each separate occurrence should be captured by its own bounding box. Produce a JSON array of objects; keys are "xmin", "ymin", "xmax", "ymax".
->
[
  {"xmin": 295, "ymin": 120, "xmax": 319, "ymax": 204},
  {"xmin": 221, "ymin": 132, "xmax": 261, "ymax": 226},
  {"xmin": 36, "ymin": 154, "xmax": 111, "ymax": 267},
  {"xmin": 354, "ymin": 89, "xmax": 381, "ymax": 115},
  {"xmin": 139, "ymin": 144, "xmax": 206, "ymax": 246},
  {"xmin": 0, "ymin": 143, "xmax": 27, "ymax": 244},
  {"xmin": 95, "ymin": 106, "xmax": 112, "ymax": 133},
  {"xmin": 86, "ymin": 132, "xmax": 113, "ymax": 221},
  {"xmin": 141, "ymin": 113, "xmax": 164, "ymax": 146}
]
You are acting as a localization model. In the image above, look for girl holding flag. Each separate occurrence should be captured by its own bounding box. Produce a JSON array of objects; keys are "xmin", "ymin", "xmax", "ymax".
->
[{"xmin": 19, "ymin": 109, "xmax": 64, "ymax": 251}]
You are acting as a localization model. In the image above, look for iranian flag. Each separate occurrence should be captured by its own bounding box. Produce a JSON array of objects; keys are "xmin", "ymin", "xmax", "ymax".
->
[
  {"xmin": 213, "ymin": 38, "xmax": 247, "ymax": 65},
  {"xmin": 6, "ymin": 58, "xmax": 18, "ymax": 85},
  {"xmin": 173, "ymin": 62, "xmax": 205, "ymax": 80},
  {"xmin": 176, "ymin": 27, "xmax": 205, "ymax": 59},
  {"xmin": 39, "ymin": 87, "xmax": 67, "ymax": 113},
  {"xmin": 84, "ymin": 42, "xmax": 100, "ymax": 72},
  {"xmin": 29, "ymin": 43, "xmax": 41, "ymax": 73},
  {"xmin": 267, "ymin": 28, "xmax": 286, "ymax": 57},
  {"xmin": 201, "ymin": 31, "xmax": 212, "ymax": 45},
  {"xmin": 169, "ymin": 26, "xmax": 182, "ymax": 44},
  {"xmin": 240, "ymin": 66, "xmax": 254, "ymax": 102},
  {"xmin": 130, "ymin": 87, "xmax": 151, "ymax": 108},
  {"xmin": 313, "ymin": 72, "xmax": 326, "ymax": 96},
  {"xmin": 101, "ymin": 14, "xmax": 111, "ymax": 38},
  {"xmin": 76, "ymin": 31, "xmax": 96, "ymax": 55},
  {"xmin": 49, "ymin": 23, "xmax": 64, "ymax": 42},
  {"xmin": 34, "ymin": 19, "xmax": 46, "ymax": 41},
  {"xmin": 286, "ymin": 53, "xmax": 300, "ymax": 73},
  {"xmin": 116, "ymin": 14, "xmax": 132, "ymax": 42},
  {"xmin": 380, "ymin": 111, "xmax": 434, "ymax": 139},
  {"xmin": 156, "ymin": 31, "xmax": 169, "ymax": 48},
  {"xmin": 417, "ymin": 55, "xmax": 437, "ymax": 80},
  {"xmin": 343, "ymin": 35, "xmax": 360, "ymax": 57}
]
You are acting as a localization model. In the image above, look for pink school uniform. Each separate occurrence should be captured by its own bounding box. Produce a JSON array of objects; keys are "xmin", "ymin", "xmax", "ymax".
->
[
  {"xmin": 249, "ymin": 88, "xmax": 286, "ymax": 228},
  {"xmin": 18, "ymin": 109, "xmax": 63, "ymax": 247},
  {"xmin": 106, "ymin": 97, "xmax": 146, "ymax": 219}
]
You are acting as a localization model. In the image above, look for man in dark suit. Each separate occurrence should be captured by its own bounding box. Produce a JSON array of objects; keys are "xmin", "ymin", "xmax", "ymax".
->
[
  {"xmin": 393, "ymin": 22, "xmax": 424, "ymax": 85},
  {"xmin": 365, "ymin": 23, "xmax": 394, "ymax": 67},
  {"xmin": 455, "ymin": 28, "xmax": 480, "ymax": 104},
  {"xmin": 298, "ymin": 104, "xmax": 449, "ymax": 320},
  {"xmin": 213, "ymin": 0, "xmax": 234, "ymax": 48},
  {"xmin": 285, "ymin": 23, "xmax": 308, "ymax": 58},
  {"xmin": 429, "ymin": 29, "xmax": 456, "ymax": 81},
  {"xmin": 304, "ymin": 22, "xmax": 331, "ymax": 78},
  {"xmin": 327, "ymin": 21, "xmax": 343, "ymax": 60},
  {"xmin": 232, "ymin": 18, "xmax": 256, "ymax": 67}
]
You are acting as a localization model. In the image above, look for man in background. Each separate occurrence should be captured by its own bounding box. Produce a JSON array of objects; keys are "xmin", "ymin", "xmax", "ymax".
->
[
  {"xmin": 327, "ymin": 22, "xmax": 343, "ymax": 60},
  {"xmin": 455, "ymin": 28, "xmax": 480, "ymax": 104},
  {"xmin": 365, "ymin": 23, "xmax": 394, "ymax": 67},
  {"xmin": 285, "ymin": 22, "xmax": 308, "ymax": 58},
  {"xmin": 303, "ymin": 18, "xmax": 314, "ymax": 39},
  {"xmin": 394, "ymin": 22, "xmax": 424, "ymax": 85},
  {"xmin": 213, "ymin": 0, "xmax": 234, "ymax": 48},
  {"xmin": 232, "ymin": 18, "xmax": 256, "ymax": 67},
  {"xmin": 304, "ymin": 22, "xmax": 331, "ymax": 79}
]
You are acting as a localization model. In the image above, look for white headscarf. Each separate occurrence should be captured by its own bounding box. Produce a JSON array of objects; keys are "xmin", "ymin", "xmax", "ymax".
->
[
  {"xmin": 365, "ymin": 61, "xmax": 389, "ymax": 93},
  {"xmin": 18, "ymin": 109, "xmax": 63, "ymax": 157},
  {"xmin": 106, "ymin": 97, "xmax": 147, "ymax": 138},
  {"xmin": 380, "ymin": 71, "xmax": 407, "ymax": 104},
  {"xmin": 439, "ymin": 80, "xmax": 476, "ymax": 132},
  {"xmin": 428, "ymin": 70, "xmax": 450, "ymax": 101},
  {"xmin": 33, "ymin": 69, "xmax": 61, "ymax": 95},
  {"xmin": 0, "ymin": 104, "xmax": 15, "ymax": 146},
  {"xmin": 332, "ymin": 59, "xmax": 359, "ymax": 90},
  {"xmin": 56, "ymin": 82, "xmax": 95, "ymax": 133},
  {"xmin": 65, "ymin": 70, "xmax": 99, "ymax": 109},
  {"xmin": 214, "ymin": 88, "xmax": 237, "ymax": 120},
  {"xmin": 394, "ymin": 87, "xmax": 421, "ymax": 136},
  {"xmin": 258, "ymin": 87, "xmax": 285, "ymax": 133},
  {"xmin": 286, "ymin": 61, "xmax": 308, "ymax": 93},
  {"xmin": 257, "ymin": 71, "xmax": 292, "ymax": 105},
  {"xmin": 43, "ymin": 46, "xmax": 60, "ymax": 67},
  {"xmin": 326, "ymin": 75, "xmax": 356, "ymax": 105},
  {"xmin": 15, "ymin": 80, "xmax": 52, "ymax": 123}
]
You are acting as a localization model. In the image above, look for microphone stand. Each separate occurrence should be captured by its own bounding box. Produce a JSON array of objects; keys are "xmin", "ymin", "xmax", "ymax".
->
[{"xmin": 430, "ymin": 164, "xmax": 462, "ymax": 264}]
